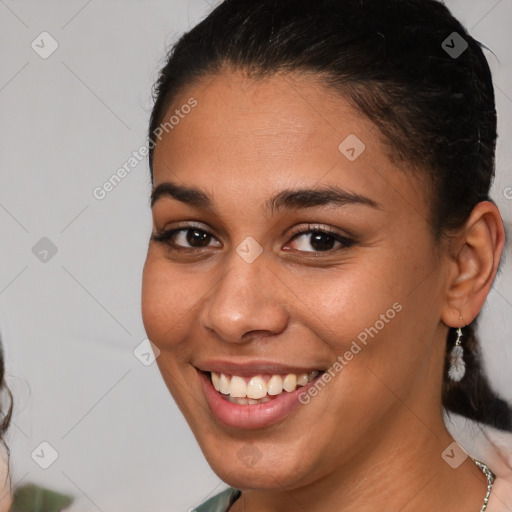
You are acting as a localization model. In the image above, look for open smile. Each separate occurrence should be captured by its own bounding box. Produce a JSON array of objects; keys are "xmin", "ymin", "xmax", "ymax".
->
[{"xmin": 196, "ymin": 365, "xmax": 326, "ymax": 429}]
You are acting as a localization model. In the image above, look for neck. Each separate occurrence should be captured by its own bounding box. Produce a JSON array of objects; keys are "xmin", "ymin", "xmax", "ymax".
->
[{"xmin": 230, "ymin": 410, "xmax": 489, "ymax": 512}]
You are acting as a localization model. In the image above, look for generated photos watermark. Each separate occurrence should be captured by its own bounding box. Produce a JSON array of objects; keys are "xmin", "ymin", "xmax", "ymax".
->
[
  {"xmin": 92, "ymin": 97, "xmax": 198, "ymax": 201},
  {"xmin": 298, "ymin": 301, "xmax": 403, "ymax": 404}
]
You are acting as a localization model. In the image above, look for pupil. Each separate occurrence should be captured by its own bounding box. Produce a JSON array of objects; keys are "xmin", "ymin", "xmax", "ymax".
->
[
  {"xmin": 311, "ymin": 233, "xmax": 335, "ymax": 251},
  {"xmin": 188, "ymin": 229, "xmax": 210, "ymax": 247}
]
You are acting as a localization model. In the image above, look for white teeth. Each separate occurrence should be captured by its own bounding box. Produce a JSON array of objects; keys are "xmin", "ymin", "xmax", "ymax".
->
[
  {"xmin": 247, "ymin": 376, "xmax": 267, "ymax": 399},
  {"xmin": 230, "ymin": 376, "xmax": 247, "ymax": 398},
  {"xmin": 219, "ymin": 373, "xmax": 230, "ymax": 395},
  {"xmin": 282, "ymin": 374, "xmax": 297, "ymax": 392},
  {"xmin": 267, "ymin": 375, "xmax": 283, "ymax": 395},
  {"xmin": 211, "ymin": 372, "xmax": 221, "ymax": 391},
  {"xmin": 209, "ymin": 370, "xmax": 321, "ymax": 402}
]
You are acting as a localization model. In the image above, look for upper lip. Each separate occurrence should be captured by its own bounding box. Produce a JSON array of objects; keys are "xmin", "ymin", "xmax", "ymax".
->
[{"xmin": 194, "ymin": 359, "xmax": 325, "ymax": 376}]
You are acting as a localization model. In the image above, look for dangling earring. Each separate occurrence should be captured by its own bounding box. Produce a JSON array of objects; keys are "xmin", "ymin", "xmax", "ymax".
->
[{"xmin": 448, "ymin": 317, "xmax": 466, "ymax": 382}]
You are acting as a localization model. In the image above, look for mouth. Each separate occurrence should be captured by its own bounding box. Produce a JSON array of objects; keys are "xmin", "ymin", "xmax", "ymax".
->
[
  {"xmin": 205, "ymin": 370, "xmax": 322, "ymax": 405},
  {"xmin": 196, "ymin": 365, "xmax": 327, "ymax": 429}
]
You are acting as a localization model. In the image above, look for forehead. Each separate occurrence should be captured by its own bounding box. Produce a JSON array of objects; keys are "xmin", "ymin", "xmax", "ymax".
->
[
  {"xmin": 154, "ymin": 70, "xmax": 370, "ymax": 164},
  {"xmin": 151, "ymin": 70, "xmax": 429, "ymax": 221}
]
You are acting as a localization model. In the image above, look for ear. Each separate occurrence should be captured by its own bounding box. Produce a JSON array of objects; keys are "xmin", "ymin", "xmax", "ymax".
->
[{"xmin": 441, "ymin": 200, "xmax": 505, "ymax": 327}]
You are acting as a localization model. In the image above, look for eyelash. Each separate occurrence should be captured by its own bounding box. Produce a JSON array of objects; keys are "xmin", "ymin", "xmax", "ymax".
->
[{"xmin": 151, "ymin": 223, "xmax": 356, "ymax": 254}]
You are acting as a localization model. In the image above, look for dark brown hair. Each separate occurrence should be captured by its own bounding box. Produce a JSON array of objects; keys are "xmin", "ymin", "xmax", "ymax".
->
[
  {"xmin": 147, "ymin": 0, "xmax": 511, "ymax": 430},
  {"xmin": 0, "ymin": 334, "xmax": 13, "ymax": 490}
]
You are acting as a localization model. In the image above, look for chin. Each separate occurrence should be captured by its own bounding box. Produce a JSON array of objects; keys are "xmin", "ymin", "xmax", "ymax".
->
[{"xmin": 196, "ymin": 434, "xmax": 318, "ymax": 491}]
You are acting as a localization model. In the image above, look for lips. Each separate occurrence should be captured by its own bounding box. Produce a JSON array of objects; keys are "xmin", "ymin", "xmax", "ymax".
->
[{"xmin": 195, "ymin": 360, "xmax": 326, "ymax": 429}]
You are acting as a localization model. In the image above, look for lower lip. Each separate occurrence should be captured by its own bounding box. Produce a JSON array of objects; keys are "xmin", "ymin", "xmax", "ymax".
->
[{"xmin": 198, "ymin": 370, "xmax": 322, "ymax": 430}]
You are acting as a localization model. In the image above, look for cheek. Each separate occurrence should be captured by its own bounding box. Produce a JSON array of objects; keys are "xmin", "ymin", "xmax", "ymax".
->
[
  {"xmin": 141, "ymin": 253, "xmax": 201, "ymax": 350},
  {"xmin": 289, "ymin": 250, "xmax": 433, "ymax": 389},
  {"xmin": 278, "ymin": 256, "xmax": 407, "ymax": 347}
]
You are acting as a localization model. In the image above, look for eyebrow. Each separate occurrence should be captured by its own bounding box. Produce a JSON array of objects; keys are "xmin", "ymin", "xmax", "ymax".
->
[{"xmin": 150, "ymin": 180, "xmax": 381, "ymax": 214}]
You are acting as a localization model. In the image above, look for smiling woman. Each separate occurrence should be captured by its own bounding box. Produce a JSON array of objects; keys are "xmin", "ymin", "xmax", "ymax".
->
[{"xmin": 140, "ymin": 1, "xmax": 512, "ymax": 511}]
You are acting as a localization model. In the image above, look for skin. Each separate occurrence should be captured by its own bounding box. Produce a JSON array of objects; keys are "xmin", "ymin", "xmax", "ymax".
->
[{"xmin": 141, "ymin": 70, "xmax": 505, "ymax": 512}]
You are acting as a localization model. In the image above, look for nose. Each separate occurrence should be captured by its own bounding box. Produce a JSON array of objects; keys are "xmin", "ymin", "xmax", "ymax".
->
[{"xmin": 199, "ymin": 250, "xmax": 290, "ymax": 344}]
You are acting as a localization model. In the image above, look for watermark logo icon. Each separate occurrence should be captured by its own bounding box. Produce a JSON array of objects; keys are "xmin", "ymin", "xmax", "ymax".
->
[
  {"xmin": 31, "ymin": 441, "xmax": 59, "ymax": 469},
  {"xmin": 237, "ymin": 444, "xmax": 262, "ymax": 467},
  {"xmin": 32, "ymin": 237, "xmax": 58, "ymax": 263},
  {"xmin": 133, "ymin": 338, "xmax": 161, "ymax": 366},
  {"xmin": 441, "ymin": 441, "xmax": 468, "ymax": 469},
  {"xmin": 339, "ymin": 134, "xmax": 366, "ymax": 161},
  {"xmin": 442, "ymin": 32, "xmax": 468, "ymax": 59},
  {"xmin": 31, "ymin": 32, "xmax": 59, "ymax": 59},
  {"xmin": 236, "ymin": 237, "xmax": 263, "ymax": 264}
]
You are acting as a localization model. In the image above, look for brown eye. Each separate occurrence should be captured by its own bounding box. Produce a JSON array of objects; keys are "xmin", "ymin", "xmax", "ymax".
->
[
  {"xmin": 152, "ymin": 227, "xmax": 221, "ymax": 249},
  {"xmin": 287, "ymin": 226, "xmax": 355, "ymax": 253}
]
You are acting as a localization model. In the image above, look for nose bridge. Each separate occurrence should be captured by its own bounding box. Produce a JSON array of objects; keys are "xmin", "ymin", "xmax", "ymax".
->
[{"xmin": 200, "ymin": 245, "xmax": 289, "ymax": 343}]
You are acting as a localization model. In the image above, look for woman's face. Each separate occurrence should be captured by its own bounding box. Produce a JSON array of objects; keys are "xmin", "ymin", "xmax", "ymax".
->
[{"xmin": 142, "ymin": 71, "xmax": 451, "ymax": 490}]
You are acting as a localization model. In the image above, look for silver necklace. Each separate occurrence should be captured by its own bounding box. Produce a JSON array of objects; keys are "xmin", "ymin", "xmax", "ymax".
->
[{"xmin": 472, "ymin": 457, "xmax": 495, "ymax": 511}]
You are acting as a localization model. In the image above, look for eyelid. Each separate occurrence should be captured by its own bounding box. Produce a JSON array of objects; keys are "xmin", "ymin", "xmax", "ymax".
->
[
  {"xmin": 154, "ymin": 221, "xmax": 352, "ymax": 240},
  {"xmin": 151, "ymin": 221, "xmax": 218, "ymax": 245},
  {"xmin": 152, "ymin": 221, "xmax": 356, "ymax": 254},
  {"xmin": 287, "ymin": 223, "xmax": 353, "ymax": 240}
]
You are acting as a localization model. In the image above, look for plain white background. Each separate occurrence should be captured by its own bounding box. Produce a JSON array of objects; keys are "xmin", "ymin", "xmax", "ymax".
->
[{"xmin": 0, "ymin": 1, "xmax": 511, "ymax": 510}]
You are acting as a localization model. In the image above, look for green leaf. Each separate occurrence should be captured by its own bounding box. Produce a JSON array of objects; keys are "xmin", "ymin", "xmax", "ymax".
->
[{"xmin": 10, "ymin": 483, "xmax": 74, "ymax": 512}]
